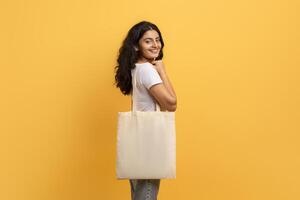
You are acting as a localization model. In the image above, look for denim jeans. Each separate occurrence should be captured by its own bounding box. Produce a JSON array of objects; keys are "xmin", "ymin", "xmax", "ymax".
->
[{"xmin": 129, "ymin": 179, "xmax": 160, "ymax": 200}]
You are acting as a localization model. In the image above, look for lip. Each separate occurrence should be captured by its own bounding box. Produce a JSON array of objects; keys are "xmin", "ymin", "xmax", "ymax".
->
[{"xmin": 149, "ymin": 49, "xmax": 159, "ymax": 53}]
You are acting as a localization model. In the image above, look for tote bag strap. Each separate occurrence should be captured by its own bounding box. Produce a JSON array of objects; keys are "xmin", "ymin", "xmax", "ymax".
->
[{"xmin": 131, "ymin": 66, "xmax": 160, "ymax": 112}]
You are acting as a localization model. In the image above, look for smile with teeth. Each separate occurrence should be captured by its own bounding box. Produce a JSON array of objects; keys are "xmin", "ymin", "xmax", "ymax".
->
[{"xmin": 149, "ymin": 49, "xmax": 159, "ymax": 53}]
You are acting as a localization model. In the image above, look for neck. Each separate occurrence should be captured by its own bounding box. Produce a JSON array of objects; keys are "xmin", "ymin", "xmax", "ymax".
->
[{"xmin": 137, "ymin": 57, "xmax": 155, "ymax": 64}]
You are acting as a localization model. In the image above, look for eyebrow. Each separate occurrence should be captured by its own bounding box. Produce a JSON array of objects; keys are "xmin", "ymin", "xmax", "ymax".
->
[{"xmin": 143, "ymin": 37, "xmax": 160, "ymax": 40}]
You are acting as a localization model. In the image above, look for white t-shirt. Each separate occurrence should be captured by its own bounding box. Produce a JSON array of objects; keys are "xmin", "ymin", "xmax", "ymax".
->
[{"xmin": 131, "ymin": 62, "xmax": 163, "ymax": 111}]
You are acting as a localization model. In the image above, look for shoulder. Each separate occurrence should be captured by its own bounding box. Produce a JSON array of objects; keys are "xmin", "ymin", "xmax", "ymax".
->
[
  {"xmin": 135, "ymin": 62, "xmax": 162, "ymax": 89},
  {"xmin": 137, "ymin": 62, "xmax": 157, "ymax": 75}
]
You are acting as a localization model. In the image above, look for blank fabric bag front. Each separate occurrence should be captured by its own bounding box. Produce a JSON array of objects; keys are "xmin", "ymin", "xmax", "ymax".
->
[{"xmin": 116, "ymin": 66, "xmax": 176, "ymax": 179}]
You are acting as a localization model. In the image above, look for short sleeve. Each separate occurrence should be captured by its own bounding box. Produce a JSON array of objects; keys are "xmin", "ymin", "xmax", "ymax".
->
[{"xmin": 139, "ymin": 64, "xmax": 163, "ymax": 90}]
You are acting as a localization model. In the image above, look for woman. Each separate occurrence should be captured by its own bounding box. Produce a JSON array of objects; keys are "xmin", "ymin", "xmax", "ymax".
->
[{"xmin": 114, "ymin": 21, "xmax": 177, "ymax": 200}]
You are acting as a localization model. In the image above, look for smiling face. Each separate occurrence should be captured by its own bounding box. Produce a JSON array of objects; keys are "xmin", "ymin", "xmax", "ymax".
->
[{"xmin": 136, "ymin": 29, "xmax": 162, "ymax": 63}]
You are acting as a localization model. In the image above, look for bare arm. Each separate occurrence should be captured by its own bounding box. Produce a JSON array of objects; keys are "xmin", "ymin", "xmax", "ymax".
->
[{"xmin": 149, "ymin": 60, "xmax": 177, "ymax": 111}]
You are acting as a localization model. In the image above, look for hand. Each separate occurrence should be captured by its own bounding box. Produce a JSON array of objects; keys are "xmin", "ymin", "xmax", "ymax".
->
[{"xmin": 151, "ymin": 60, "xmax": 165, "ymax": 74}]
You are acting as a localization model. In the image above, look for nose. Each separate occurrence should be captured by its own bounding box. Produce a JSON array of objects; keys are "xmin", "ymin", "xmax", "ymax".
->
[{"xmin": 153, "ymin": 41, "xmax": 158, "ymax": 48}]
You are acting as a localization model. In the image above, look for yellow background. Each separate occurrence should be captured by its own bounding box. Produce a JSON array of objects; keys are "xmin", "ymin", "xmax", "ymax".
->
[{"xmin": 1, "ymin": 0, "xmax": 299, "ymax": 199}]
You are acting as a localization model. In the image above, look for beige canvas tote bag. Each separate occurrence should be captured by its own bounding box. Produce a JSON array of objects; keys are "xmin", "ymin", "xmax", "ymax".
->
[{"xmin": 116, "ymin": 67, "xmax": 176, "ymax": 179}]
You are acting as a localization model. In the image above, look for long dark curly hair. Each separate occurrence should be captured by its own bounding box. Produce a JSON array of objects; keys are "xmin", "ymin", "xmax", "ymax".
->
[{"xmin": 114, "ymin": 21, "xmax": 165, "ymax": 95}]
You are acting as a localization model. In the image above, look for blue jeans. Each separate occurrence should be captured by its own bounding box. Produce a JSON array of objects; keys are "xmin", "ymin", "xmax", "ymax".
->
[{"xmin": 129, "ymin": 179, "xmax": 160, "ymax": 200}]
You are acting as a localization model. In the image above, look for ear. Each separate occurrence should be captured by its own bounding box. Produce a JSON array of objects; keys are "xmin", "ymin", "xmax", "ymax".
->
[{"xmin": 134, "ymin": 46, "xmax": 139, "ymax": 51}]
